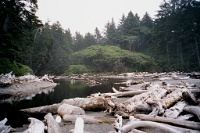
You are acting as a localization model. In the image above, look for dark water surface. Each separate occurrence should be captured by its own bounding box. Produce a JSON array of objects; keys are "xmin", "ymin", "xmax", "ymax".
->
[{"xmin": 0, "ymin": 78, "xmax": 123, "ymax": 127}]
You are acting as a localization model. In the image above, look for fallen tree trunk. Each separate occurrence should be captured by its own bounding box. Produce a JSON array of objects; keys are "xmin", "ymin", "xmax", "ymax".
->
[
  {"xmin": 22, "ymin": 118, "xmax": 45, "ymax": 133},
  {"xmin": 120, "ymin": 120, "xmax": 180, "ymax": 133},
  {"xmin": 184, "ymin": 106, "xmax": 200, "ymax": 120},
  {"xmin": 21, "ymin": 103, "xmax": 60, "ymax": 114},
  {"xmin": 149, "ymin": 88, "xmax": 185, "ymax": 116},
  {"xmin": 163, "ymin": 101, "xmax": 188, "ymax": 118},
  {"xmin": 21, "ymin": 96, "xmax": 107, "ymax": 114},
  {"xmin": 62, "ymin": 114, "xmax": 115, "ymax": 124},
  {"xmin": 98, "ymin": 89, "xmax": 148, "ymax": 98},
  {"xmin": 61, "ymin": 97, "xmax": 106, "ymax": 110},
  {"xmin": 134, "ymin": 114, "xmax": 200, "ymax": 130},
  {"xmin": 44, "ymin": 113, "xmax": 62, "ymax": 133},
  {"xmin": 114, "ymin": 88, "xmax": 167, "ymax": 117}
]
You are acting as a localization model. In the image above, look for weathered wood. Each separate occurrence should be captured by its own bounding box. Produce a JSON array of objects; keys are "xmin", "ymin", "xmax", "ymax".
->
[
  {"xmin": 134, "ymin": 114, "xmax": 200, "ymax": 130},
  {"xmin": 120, "ymin": 120, "xmax": 180, "ymax": 133},
  {"xmin": 184, "ymin": 106, "xmax": 200, "ymax": 120},
  {"xmin": 163, "ymin": 101, "xmax": 188, "ymax": 118},
  {"xmin": 63, "ymin": 114, "xmax": 115, "ymax": 124},
  {"xmin": 21, "ymin": 97, "xmax": 107, "ymax": 114},
  {"xmin": 115, "ymin": 88, "xmax": 167, "ymax": 117},
  {"xmin": 149, "ymin": 88, "xmax": 186, "ymax": 116},
  {"xmin": 57, "ymin": 103, "xmax": 85, "ymax": 117},
  {"xmin": 182, "ymin": 90, "xmax": 197, "ymax": 104},
  {"xmin": 22, "ymin": 118, "xmax": 45, "ymax": 133},
  {"xmin": 98, "ymin": 88, "xmax": 148, "ymax": 98},
  {"xmin": 74, "ymin": 117, "xmax": 84, "ymax": 133},
  {"xmin": 0, "ymin": 118, "xmax": 12, "ymax": 133},
  {"xmin": 0, "ymin": 72, "xmax": 15, "ymax": 86},
  {"xmin": 21, "ymin": 103, "xmax": 60, "ymax": 114},
  {"xmin": 44, "ymin": 113, "xmax": 62, "ymax": 133},
  {"xmin": 61, "ymin": 97, "xmax": 106, "ymax": 110}
]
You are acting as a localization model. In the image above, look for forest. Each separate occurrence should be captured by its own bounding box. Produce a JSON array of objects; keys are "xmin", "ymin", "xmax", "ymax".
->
[{"xmin": 0, "ymin": 0, "xmax": 200, "ymax": 76}]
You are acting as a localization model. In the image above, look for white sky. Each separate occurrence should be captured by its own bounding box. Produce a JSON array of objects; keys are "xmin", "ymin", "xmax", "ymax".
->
[{"xmin": 36, "ymin": 0, "xmax": 163, "ymax": 35}]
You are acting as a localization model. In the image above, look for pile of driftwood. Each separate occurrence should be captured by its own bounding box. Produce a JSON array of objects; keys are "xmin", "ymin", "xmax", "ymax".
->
[
  {"xmin": 0, "ymin": 72, "xmax": 54, "ymax": 86},
  {"xmin": 3, "ymin": 72, "xmax": 199, "ymax": 133}
]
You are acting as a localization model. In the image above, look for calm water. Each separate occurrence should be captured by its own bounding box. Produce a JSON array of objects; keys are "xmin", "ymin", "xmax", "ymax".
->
[{"xmin": 0, "ymin": 78, "xmax": 123, "ymax": 127}]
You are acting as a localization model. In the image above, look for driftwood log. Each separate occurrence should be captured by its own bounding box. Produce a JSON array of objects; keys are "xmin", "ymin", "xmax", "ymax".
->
[
  {"xmin": 57, "ymin": 103, "xmax": 85, "ymax": 117},
  {"xmin": 62, "ymin": 114, "xmax": 115, "ymax": 124},
  {"xmin": 21, "ymin": 103, "xmax": 60, "ymax": 114},
  {"xmin": 44, "ymin": 113, "xmax": 62, "ymax": 133},
  {"xmin": 115, "ymin": 88, "xmax": 168, "ymax": 117},
  {"xmin": 184, "ymin": 106, "xmax": 200, "ymax": 120},
  {"xmin": 21, "ymin": 96, "xmax": 107, "ymax": 114},
  {"xmin": 134, "ymin": 114, "xmax": 200, "ymax": 130},
  {"xmin": 163, "ymin": 101, "xmax": 188, "ymax": 118},
  {"xmin": 73, "ymin": 117, "xmax": 84, "ymax": 133},
  {"xmin": 22, "ymin": 118, "xmax": 45, "ymax": 133},
  {"xmin": 0, "ymin": 118, "xmax": 12, "ymax": 133}
]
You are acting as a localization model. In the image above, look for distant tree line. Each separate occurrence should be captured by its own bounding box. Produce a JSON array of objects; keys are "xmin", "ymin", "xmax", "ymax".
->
[{"xmin": 0, "ymin": 0, "xmax": 200, "ymax": 75}]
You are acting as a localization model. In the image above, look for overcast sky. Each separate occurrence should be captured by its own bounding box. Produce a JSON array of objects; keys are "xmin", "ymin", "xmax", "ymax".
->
[{"xmin": 36, "ymin": 0, "xmax": 163, "ymax": 35}]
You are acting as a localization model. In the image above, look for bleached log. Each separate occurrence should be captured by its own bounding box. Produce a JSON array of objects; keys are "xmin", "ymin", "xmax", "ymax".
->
[
  {"xmin": 184, "ymin": 106, "xmax": 200, "ymax": 120},
  {"xmin": 44, "ymin": 113, "xmax": 62, "ymax": 133},
  {"xmin": 149, "ymin": 88, "xmax": 185, "ymax": 116},
  {"xmin": 74, "ymin": 117, "xmax": 84, "ymax": 133},
  {"xmin": 98, "ymin": 89, "xmax": 148, "ymax": 98},
  {"xmin": 61, "ymin": 97, "xmax": 106, "ymax": 110},
  {"xmin": 57, "ymin": 103, "xmax": 85, "ymax": 117},
  {"xmin": 0, "ymin": 118, "xmax": 12, "ymax": 133},
  {"xmin": 62, "ymin": 114, "xmax": 115, "ymax": 124},
  {"xmin": 120, "ymin": 121, "xmax": 180, "ymax": 133},
  {"xmin": 0, "ymin": 72, "xmax": 15, "ymax": 85},
  {"xmin": 163, "ymin": 101, "xmax": 188, "ymax": 118},
  {"xmin": 134, "ymin": 114, "xmax": 200, "ymax": 130},
  {"xmin": 22, "ymin": 118, "xmax": 45, "ymax": 133},
  {"xmin": 177, "ymin": 114, "xmax": 194, "ymax": 120},
  {"xmin": 21, "ymin": 103, "xmax": 60, "ymax": 114},
  {"xmin": 21, "ymin": 97, "xmax": 107, "ymax": 114},
  {"xmin": 115, "ymin": 88, "xmax": 167, "ymax": 117}
]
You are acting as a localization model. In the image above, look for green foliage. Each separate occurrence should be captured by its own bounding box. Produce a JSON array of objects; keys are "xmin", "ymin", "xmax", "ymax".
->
[
  {"xmin": 0, "ymin": 58, "xmax": 33, "ymax": 76},
  {"xmin": 64, "ymin": 65, "xmax": 90, "ymax": 75},
  {"xmin": 71, "ymin": 45, "xmax": 155, "ymax": 73}
]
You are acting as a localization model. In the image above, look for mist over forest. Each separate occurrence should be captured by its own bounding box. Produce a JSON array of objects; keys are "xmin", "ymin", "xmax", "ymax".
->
[{"xmin": 1, "ymin": 0, "xmax": 200, "ymax": 76}]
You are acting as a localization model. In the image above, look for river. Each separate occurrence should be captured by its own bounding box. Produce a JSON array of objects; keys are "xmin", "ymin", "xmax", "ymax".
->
[{"xmin": 0, "ymin": 78, "xmax": 123, "ymax": 127}]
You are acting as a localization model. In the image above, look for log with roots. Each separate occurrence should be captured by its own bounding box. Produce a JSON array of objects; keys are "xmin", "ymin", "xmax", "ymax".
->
[
  {"xmin": 44, "ymin": 113, "xmax": 62, "ymax": 133},
  {"xmin": 115, "ymin": 87, "xmax": 168, "ymax": 117},
  {"xmin": 134, "ymin": 114, "xmax": 200, "ymax": 130},
  {"xmin": 184, "ymin": 106, "xmax": 200, "ymax": 120},
  {"xmin": 22, "ymin": 118, "xmax": 45, "ymax": 133},
  {"xmin": 62, "ymin": 114, "xmax": 115, "ymax": 124}
]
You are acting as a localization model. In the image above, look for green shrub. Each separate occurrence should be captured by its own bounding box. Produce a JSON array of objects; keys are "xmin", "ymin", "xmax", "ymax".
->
[
  {"xmin": 64, "ymin": 65, "xmax": 90, "ymax": 75},
  {"xmin": 0, "ymin": 58, "xmax": 33, "ymax": 76}
]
